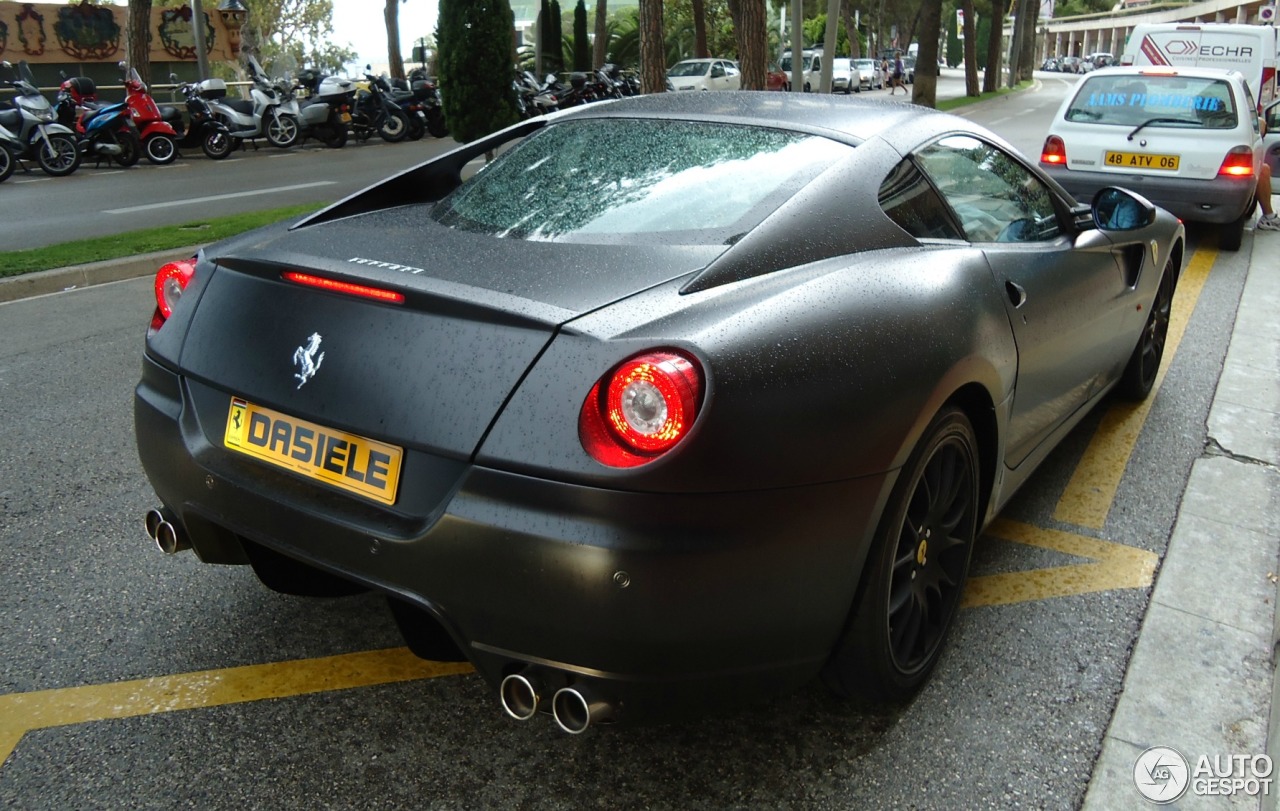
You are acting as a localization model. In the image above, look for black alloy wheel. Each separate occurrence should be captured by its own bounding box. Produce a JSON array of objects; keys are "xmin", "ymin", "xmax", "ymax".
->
[
  {"xmin": 824, "ymin": 406, "xmax": 980, "ymax": 704},
  {"xmin": 202, "ymin": 129, "xmax": 234, "ymax": 160},
  {"xmin": 36, "ymin": 132, "xmax": 81, "ymax": 176},
  {"xmin": 1118, "ymin": 258, "xmax": 1175, "ymax": 400},
  {"xmin": 143, "ymin": 133, "xmax": 177, "ymax": 165}
]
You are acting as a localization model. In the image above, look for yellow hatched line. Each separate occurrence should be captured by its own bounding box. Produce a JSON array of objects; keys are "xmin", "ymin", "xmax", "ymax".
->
[
  {"xmin": 962, "ymin": 518, "xmax": 1158, "ymax": 608},
  {"xmin": 0, "ymin": 648, "xmax": 473, "ymax": 766},
  {"xmin": 1052, "ymin": 246, "xmax": 1218, "ymax": 529}
]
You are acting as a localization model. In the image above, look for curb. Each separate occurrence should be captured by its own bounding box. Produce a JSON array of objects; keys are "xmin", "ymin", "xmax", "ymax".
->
[{"xmin": 0, "ymin": 245, "xmax": 203, "ymax": 305}]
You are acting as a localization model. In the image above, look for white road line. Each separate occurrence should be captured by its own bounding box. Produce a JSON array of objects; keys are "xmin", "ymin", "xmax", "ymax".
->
[
  {"xmin": 988, "ymin": 116, "xmax": 1012, "ymax": 126},
  {"xmin": 103, "ymin": 181, "xmax": 337, "ymax": 214}
]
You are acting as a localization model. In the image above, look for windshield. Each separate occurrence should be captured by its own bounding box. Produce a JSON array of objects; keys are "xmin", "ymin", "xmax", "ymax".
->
[
  {"xmin": 432, "ymin": 119, "xmax": 852, "ymax": 245},
  {"xmin": 1065, "ymin": 74, "xmax": 1239, "ymax": 129},
  {"xmin": 668, "ymin": 61, "xmax": 711, "ymax": 77}
]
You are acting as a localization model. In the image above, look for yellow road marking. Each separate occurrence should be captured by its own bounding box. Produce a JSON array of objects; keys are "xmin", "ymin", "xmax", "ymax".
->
[
  {"xmin": 963, "ymin": 518, "xmax": 1159, "ymax": 608},
  {"xmin": 1053, "ymin": 246, "xmax": 1217, "ymax": 529},
  {"xmin": 0, "ymin": 647, "xmax": 473, "ymax": 766}
]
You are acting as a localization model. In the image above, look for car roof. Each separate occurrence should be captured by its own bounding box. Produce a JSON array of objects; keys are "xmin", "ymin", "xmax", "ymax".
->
[{"xmin": 553, "ymin": 91, "xmax": 951, "ymax": 145}]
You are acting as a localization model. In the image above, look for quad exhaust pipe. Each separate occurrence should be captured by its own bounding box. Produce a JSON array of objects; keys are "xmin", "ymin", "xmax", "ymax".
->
[
  {"xmin": 144, "ymin": 508, "xmax": 190, "ymax": 554},
  {"xmin": 500, "ymin": 670, "xmax": 616, "ymax": 733}
]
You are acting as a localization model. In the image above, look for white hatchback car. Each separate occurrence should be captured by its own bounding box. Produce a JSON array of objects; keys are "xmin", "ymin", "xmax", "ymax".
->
[
  {"xmin": 1040, "ymin": 66, "xmax": 1262, "ymax": 250},
  {"xmin": 666, "ymin": 59, "xmax": 741, "ymax": 92}
]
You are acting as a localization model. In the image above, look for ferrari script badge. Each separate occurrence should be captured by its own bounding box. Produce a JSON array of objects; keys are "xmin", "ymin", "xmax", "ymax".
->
[{"xmin": 292, "ymin": 333, "xmax": 325, "ymax": 389}]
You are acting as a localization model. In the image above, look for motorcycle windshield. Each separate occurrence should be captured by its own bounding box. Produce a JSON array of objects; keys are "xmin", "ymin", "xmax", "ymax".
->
[{"xmin": 127, "ymin": 67, "xmax": 146, "ymax": 91}]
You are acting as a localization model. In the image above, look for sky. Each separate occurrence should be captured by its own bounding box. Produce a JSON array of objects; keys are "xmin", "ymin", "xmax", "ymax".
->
[{"xmin": 329, "ymin": 0, "xmax": 440, "ymax": 71}]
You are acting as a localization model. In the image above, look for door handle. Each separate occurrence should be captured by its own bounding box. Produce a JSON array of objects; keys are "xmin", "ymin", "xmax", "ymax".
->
[{"xmin": 1005, "ymin": 280, "xmax": 1027, "ymax": 308}]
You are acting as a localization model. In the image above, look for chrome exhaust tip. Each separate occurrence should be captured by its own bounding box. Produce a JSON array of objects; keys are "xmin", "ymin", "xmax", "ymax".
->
[
  {"xmin": 499, "ymin": 672, "xmax": 543, "ymax": 721},
  {"xmin": 146, "ymin": 509, "xmax": 190, "ymax": 554},
  {"xmin": 551, "ymin": 686, "xmax": 613, "ymax": 734}
]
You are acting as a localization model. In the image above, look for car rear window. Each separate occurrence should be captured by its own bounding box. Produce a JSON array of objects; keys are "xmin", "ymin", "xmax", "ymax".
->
[
  {"xmin": 1064, "ymin": 73, "xmax": 1239, "ymax": 129},
  {"xmin": 432, "ymin": 119, "xmax": 853, "ymax": 244}
]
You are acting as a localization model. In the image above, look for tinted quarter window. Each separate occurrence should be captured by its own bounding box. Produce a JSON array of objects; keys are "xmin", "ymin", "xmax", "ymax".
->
[
  {"xmin": 914, "ymin": 135, "xmax": 1061, "ymax": 244},
  {"xmin": 878, "ymin": 160, "xmax": 964, "ymax": 240},
  {"xmin": 432, "ymin": 119, "xmax": 853, "ymax": 244}
]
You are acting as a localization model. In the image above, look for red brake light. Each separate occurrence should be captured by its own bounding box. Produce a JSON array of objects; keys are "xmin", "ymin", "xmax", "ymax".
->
[
  {"xmin": 153, "ymin": 258, "xmax": 196, "ymax": 326},
  {"xmin": 1218, "ymin": 147, "xmax": 1255, "ymax": 177},
  {"xmin": 579, "ymin": 351, "xmax": 703, "ymax": 467},
  {"xmin": 1040, "ymin": 135, "xmax": 1067, "ymax": 165},
  {"xmin": 283, "ymin": 271, "xmax": 405, "ymax": 304}
]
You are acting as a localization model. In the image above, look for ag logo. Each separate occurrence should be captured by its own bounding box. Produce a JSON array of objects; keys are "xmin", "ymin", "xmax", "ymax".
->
[
  {"xmin": 1164, "ymin": 39, "xmax": 1199, "ymax": 56},
  {"xmin": 292, "ymin": 332, "xmax": 325, "ymax": 389},
  {"xmin": 1133, "ymin": 746, "xmax": 1190, "ymax": 804}
]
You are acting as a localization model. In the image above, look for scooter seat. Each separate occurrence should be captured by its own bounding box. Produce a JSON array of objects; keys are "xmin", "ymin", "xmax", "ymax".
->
[
  {"xmin": 220, "ymin": 97, "xmax": 255, "ymax": 116},
  {"xmin": 159, "ymin": 105, "xmax": 184, "ymax": 124}
]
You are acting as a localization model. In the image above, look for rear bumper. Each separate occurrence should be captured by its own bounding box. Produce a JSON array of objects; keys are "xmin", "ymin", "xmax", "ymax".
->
[
  {"xmin": 135, "ymin": 356, "xmax": 890, "ymax": 721},
  {"xmin": 1043, "ymin": 165, "xmax": 1257, "ymax": 224}
]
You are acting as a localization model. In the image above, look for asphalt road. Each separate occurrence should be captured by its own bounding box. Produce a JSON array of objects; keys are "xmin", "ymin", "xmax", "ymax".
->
[{"xmin": 0, "ymin": 77, "xmax": 1251, "ymax": 808}]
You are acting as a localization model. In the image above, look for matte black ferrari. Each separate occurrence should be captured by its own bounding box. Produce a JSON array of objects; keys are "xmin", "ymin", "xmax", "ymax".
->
[{"xmin": 135, "ymin": 93, "xmax": 1184, "ymax": 733}]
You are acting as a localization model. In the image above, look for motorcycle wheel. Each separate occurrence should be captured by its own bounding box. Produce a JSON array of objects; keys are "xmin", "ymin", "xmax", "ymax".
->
[
  {"xmin": 202, "ymin": 129, "xmax": 235, "ymax": 160},
  {"xmin": 36, "ymin": 133, "xmax": 81, "ymax": 177},
  {"xmin": 266, "ymin": 113, "xmax": 301, "ymax": 149},
  {"xmin": 320, "ymin": 125, "xmax": 347, "ymax": 149},
  {"xmin": 0, "ymin": 147, "xmax": 13, "ymax": 183},
  {"xmin": 426, "ymin": 109, "xmax": 449, "ymax": 138},
  {"xmin": 406, "ymin": 114, "xmax": 425, "ymax": 141},
  {"xmin": 113, "ymin": 130, "xmax": 142, "ymax": 168},
  {"xmin": 378, "ymin": 110, "xmax": 410, "ymax": 143},
  {"xmin": 144, "ymin": 134, "xmax": 178, "ymax": 165}
]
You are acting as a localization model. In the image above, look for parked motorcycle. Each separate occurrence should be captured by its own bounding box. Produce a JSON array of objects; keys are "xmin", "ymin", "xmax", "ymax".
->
[
  {"xmin": 121, "ymin": 63, "xmax": 179, "ymax": 164},
  {"xmin": 351, "ymin": 70, "xmax": 410, "ymax": 143},
  {"xmin": 161, "ymin": 74, "xmax": 236, "ymax": 160},
  {"xmin": 0, "ymin": 60, "xmax": 81, "ymax": 177},
  {"xmin": 202, "ymin": 55, "xmax": 301, "ymax": 149},
  {"xmin": 293, "ymin": 68, "xmax": 355, "ymax": 149},
  {"xmin": 391, "ymin": 70, "xmax": 447, "ymax": 139},
  {"xmin": 53, "ymin": 75, "xmax": 141, "ymax": 167},
  {"xmin": 0, "ymin": 120, "xmax": 23, "ymax": 183}
]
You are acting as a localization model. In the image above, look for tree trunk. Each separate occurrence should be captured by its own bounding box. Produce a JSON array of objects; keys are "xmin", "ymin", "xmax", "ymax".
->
[
  {"xmin": 727, "ymin": 0, "xmax": 767, "ymax": 91},
  {"xmin": 982, "ymin": 9, "xmax": 1002, "ymax": 93},
  {"xmin": 692, "ymin": 0, "xmax": 709, "ymax": 58},
  {"xmin": 638, "ymin": 0, "xmax": 665, "ymax": 93},
  {"xmin": 385, "ymin": 0, "xmax": 406, "ymax": 80},
  {"xmin": 127, "ymin": 0, "xmax": 152, "ymax": 87},
  {"xmin": 911, "ymin": 0, "xmax": 941, "ymax": 107},
  {"xmin": 592, "ymin": 0, "xmax": 608, "ymax": 69},
  {"xmin": 842, "ymin": 0, "xmax": 860, "ymax": 59},
  {"xmin": 1017, "ymin": 0, "xmax": 1036, "ymax": 83},
  {"xmin": 962, "ymin": 0, "xmax": 979, "ymax": 96}
]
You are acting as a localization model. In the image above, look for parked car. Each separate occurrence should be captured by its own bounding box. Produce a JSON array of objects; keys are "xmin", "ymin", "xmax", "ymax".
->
[
  {"xmin": 666, "ymin": 58, "xmax": 740, "ymax": 91},
  {"xmin": 831, "ymin": 58, "xmax": 862, "ymax": 93},
  {"xmin": 902, "ymin": 56, "xmax": 916, "ymax": 83},
  {"xmin": 853, "ymin": 57, "xmax": 884, "ymax": 90},
  {"xmin": 136, "ymin": 92, "xmax": 1185, "ymax": 733},
  {"xmin": 1040, "ymin": 65, "xmax": 1262, "ymax": 250},
  {"xmin": 1060, "ymin": 55, "xmax": 1083, "ymax": 74},
  {"xmin": 780, "ymin": 49, "xmax": 823, "ymax": 92},
  {"xmin": 766, "ymin": 61, "xmax": 788, "ymax": 91},
  {"xmin": 1082, "ymin": 52, "xmax": 1113, "ymax": 72}
]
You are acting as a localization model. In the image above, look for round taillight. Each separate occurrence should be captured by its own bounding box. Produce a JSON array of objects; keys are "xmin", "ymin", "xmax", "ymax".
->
[
  {"xmin": 154, "ymin": 258, "xmax": 197, "ymax": 322},
  {"xmin": 579, "ymin": 351, "xmax": 703, "ymax": 468},
  {"xmin": 1040, "ymin": 135, "xmax": 1066, "ymax": 165}
]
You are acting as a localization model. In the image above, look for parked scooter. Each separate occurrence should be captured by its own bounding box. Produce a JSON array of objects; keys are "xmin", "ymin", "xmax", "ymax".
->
[
  {"xmin": 53, "ymin": 75, "xmax": 141, "ymax": 167},
  {"xmin": 350, "ymin": 69, "xmax": 410, "ymax": 143},
  {"xmin": 202, "ymin": 55, "xmax": 300, "ymax": 149},
  {"xmin": 391, "ymin": 69, "xmax": 447, "ymax": 139},
  {"xmin": 121, "ymin": 63, "xmax": 179, "ymax": 164},
  {"xmin": 292, "ymin": 68, "xmax": 354, "ymax": 149},
  {"xmin": 0, "ymin": 60, "xmax": 81, "ymax": 177},
  {"xmin": 161, "ymin": 74, "xmax": 236, "ymax": 160},
  {"xmin": 0, "ymin": 120, "xmax": 23, "ymax": 183}
]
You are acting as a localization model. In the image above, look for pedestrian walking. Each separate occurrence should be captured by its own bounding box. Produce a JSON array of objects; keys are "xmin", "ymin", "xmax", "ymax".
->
[{"xmin": 890, "ymin": 52, "xmax": 906, "ymax": 95}]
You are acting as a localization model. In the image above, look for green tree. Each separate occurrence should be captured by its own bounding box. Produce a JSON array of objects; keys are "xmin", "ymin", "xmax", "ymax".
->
[
  {"xmin": 438, "ymin": 0, "xmax": 520, "ymax": 142},
  {"xmin": 573, "ymin": 0, "xmax": 590, "ymax": 70},
  {"xmin": 549, "ymin": 0, "xmax": 565, "ymax": 72},
  {"xmin": 239, "ymin": 0, "xmax": 355, "ymax": 73}
]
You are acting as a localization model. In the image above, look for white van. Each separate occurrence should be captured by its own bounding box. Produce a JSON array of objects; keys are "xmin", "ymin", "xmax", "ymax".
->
[{"xmin": 1120, "ymin": 23, "xmax": 1278, "ymax": 110}]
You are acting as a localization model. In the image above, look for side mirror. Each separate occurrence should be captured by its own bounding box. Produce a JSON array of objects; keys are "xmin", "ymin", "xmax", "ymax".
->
[
  {"xmin": 1092, "ymin": 187, "xmax": 1156, "ymax": 231},
  {"xmin": 170, "ymin": 73, "xmax": 179, "ymax": 82}
]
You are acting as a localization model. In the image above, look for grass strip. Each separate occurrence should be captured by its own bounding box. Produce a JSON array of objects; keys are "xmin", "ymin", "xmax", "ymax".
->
[
  {"xmin": 937, "ymin": 80, "xmax": 1034, "ymax": 112},
  {"xmin": 0, "ymin": 202, "xmax": 325, "ymax": 279}
]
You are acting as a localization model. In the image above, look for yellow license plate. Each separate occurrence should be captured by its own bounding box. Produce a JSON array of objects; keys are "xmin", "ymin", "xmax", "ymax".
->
[
  {"xmin": 340, "ymin": 112, "xmax": 352, "ymax": 123},
  {"xmin": 224, "ymin": 398, "xmax": 402, "ymax": 505},
  {"xmin": 1104, "ymin": 151, "xmax": 1180, "ymax": 171}
]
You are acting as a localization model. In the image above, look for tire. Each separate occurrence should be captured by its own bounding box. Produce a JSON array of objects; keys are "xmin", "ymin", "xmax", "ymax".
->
[
  {"xmin": 426, "ymin": 109, "xmax": 449, "ymax": 138},
  {"xmin": 1117, "ymin": 257, "xmax": 1175, "ymax": 400},
  {"xmin": 266, "ymin": 113, "xmax": 300, "ymax": 149},
  {"xmin": 823, "ymin": 406, "xmax": 980, "ymax": 704},
  {"xmin": 320, "ymin": 125, "xmax": 347, "ymax": 149},
  {"xmin": 143, "ymin": 133, "xmax": 177, "ymax": 165},
  {"xmin": 379, "ymin": 109, "xmax": 410, "ymax": 143},
  {"xmin": 113, "ymin": 130, "xmax": 141, "ymax": 168},
  {"xmin": 36, "ymin": 132, "xmax": 80, "ymax": 176},
  {"xmin": 1219, "ymin": 201, "xmax": 1250, "ymax": 251},
  {"xmin": 406, "ymin": 113, "xmax": 425, "ymax": 141},
  {"xmin": 803, "ymin": 82, "xmax": 811, "ymax": 92},
  {"xmin": 201, "ymin": 129, "xmax": 234, "ymax": 160},
  {"xmin": 0, "ymin": 147, "xmax": 13, "ymax": 183}
]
